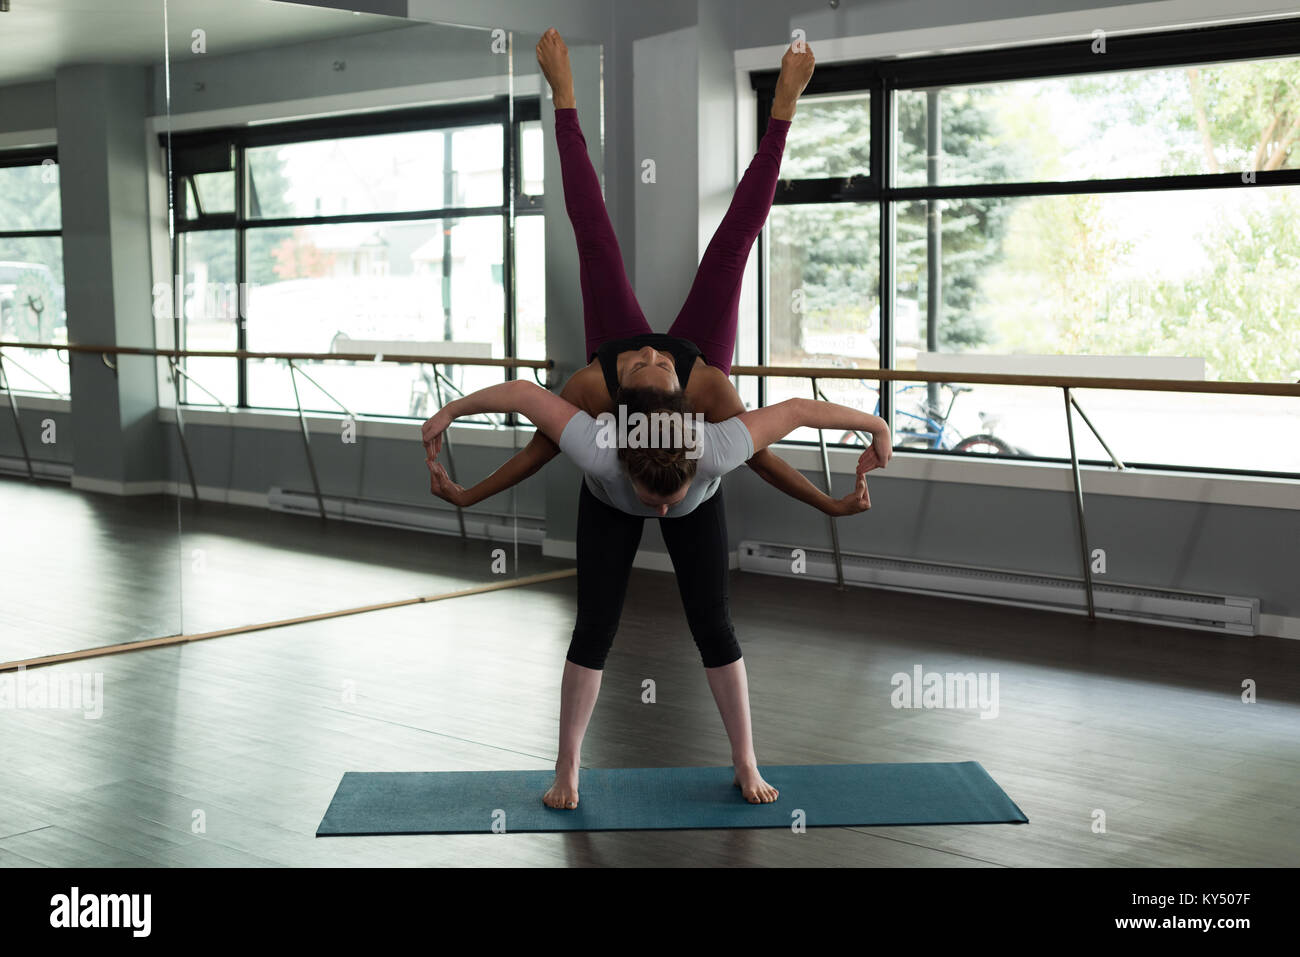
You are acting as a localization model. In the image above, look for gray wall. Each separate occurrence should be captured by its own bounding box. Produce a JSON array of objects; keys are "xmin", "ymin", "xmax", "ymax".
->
[
  {"xmin": 0, "ymin": 80, "xmax": 57, "ymax": 132},
  {"xmin": 773, "ymin": 0, "xmax": 1146, "ymax": 42},
  {"xmin": 724, "ymin": 465, "xmax": 1300, "ymax": 615},
  {"xmin": 632, "ymin": 27, "xmax": 699, "ymax": 329},
  {"xmin": 160, "ymin": 419, "xmax": 547, "ymax": 519},
  {"xmin": 406, "ymin": 0, "xmax": 609, "ymax": 42},
  {"xmin": 155, "ymin": 20, "xmax": 507, "ymax": 115},
  {"xmin": 604, "ymin": 0, "xmax": 697, "ymax": 289},
  {"xmin": 55, "ymin": 64, "xmax": 164, "ymax": 485}
]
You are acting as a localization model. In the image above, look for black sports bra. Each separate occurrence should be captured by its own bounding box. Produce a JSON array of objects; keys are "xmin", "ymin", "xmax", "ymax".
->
[{"xmin": 594, "ymin": 333, "xmax": 702, "ymax": 397}]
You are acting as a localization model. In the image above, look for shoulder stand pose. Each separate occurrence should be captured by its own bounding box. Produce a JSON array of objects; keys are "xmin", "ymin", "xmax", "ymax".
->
[
  {"xmin": 427, "ymin": 33, "xmax": 864, "ymax": 520},
  {"xmin": 423, "ymin": 30, "xmax": 892, "ymax": 809}
]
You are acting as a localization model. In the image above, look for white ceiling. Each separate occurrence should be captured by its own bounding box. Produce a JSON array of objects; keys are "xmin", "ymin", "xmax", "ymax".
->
[{"xmin": 0, "ymin": 0, "xmax": 419, "ymax": 87}]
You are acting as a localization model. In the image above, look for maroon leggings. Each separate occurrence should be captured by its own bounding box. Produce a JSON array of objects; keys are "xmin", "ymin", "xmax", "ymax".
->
[{"xmin": 555, "ymin": 107, "xmax": 790, "ymax": 375}]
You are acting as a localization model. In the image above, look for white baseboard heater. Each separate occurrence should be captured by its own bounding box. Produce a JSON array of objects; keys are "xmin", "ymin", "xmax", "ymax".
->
[
  {"xmin": 737, "ymin": 540, "xmax": 1259, "ymax": 636},
  {"xmin": 268, "ymin": 487, "xmax": 543, "ymax": 546}
]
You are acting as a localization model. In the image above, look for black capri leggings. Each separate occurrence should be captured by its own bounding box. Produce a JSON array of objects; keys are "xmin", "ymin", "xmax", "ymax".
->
[{"xmin": 567, "ymin": 480, "xmax": 742, "ymax": 670}]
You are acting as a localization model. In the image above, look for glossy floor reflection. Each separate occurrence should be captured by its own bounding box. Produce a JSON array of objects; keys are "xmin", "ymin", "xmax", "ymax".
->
[
  {"xmin": 0, "ymin": 476, "xmax": 566, "ymax": 664},
  {"xmin": 2, "ymin": 501, "xmax": 1297, "ymax": 865}
]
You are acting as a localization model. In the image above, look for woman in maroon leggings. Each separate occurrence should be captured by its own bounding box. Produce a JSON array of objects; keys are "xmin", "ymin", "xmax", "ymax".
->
[
  {"xmin": 425, "ymin": 30, "xmax": 879, "ymax": 809},
  {"xmin": 429, "ymin": 33, "xmax": 853, "ymax": 519}
]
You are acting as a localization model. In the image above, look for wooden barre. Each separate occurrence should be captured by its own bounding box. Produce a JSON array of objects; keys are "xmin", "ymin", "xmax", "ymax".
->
[
  {"xmin": 0, "ymin": 341, "xmax": 553, "ymax": 370},
  {"xmin": 0, "ymin": 567, "xmax": 577, "ymax": 674},
  {"xmin": 729, "ymin": 364, "xmax": 1300, "ymax": 396},
  {"xmin": 2, "ymin": 341, "xmax": 1298, "ymax": 396}
]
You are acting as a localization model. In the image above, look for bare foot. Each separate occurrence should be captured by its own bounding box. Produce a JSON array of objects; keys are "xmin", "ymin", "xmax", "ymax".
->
[
  {"xmin": 535, "ymin": 28, "xmax": 576, "ymax": 110},
  {"xmin": 733, "ymin": 764, "xmax": 779, "ymax": 804},
  {"xmin": 543, "ymin": 765, "xmax": 580, "ymax": 809},
  {"xmin": 772, "ymin": 43, "xmax": 816, "ymax": 121}
]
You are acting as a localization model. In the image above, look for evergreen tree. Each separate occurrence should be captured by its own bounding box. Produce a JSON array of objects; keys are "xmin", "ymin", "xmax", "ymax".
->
[{"xmin": 770, "ymin": 87, "xmax": 1022, "ymax": 359}]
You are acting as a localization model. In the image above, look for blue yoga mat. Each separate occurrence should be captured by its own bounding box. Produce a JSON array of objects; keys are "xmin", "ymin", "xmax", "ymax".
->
[{"xmin": 316, "ymin": 761, "xmax": 1027, "ymax": 835}]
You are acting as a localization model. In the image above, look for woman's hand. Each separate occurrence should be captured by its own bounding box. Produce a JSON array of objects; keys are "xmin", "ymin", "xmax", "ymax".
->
[
  {"xmin": 421, "ymin": 407, "xmax": 455, "ymax": 460},
  {"xmin": 427, "ymin": 459, "xmax": 466, "ymax": 506},
  {"xmin": 825, "ymin": 473, "xmax": 871, "ymax": 516},
  {"xmin": 857, "ymin": 426, "xmax": 893, "ymax": 473}
]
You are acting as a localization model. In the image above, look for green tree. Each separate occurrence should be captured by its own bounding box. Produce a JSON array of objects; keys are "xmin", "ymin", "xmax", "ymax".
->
[
  {"xmin": 770, "ymin": 87, "xmax": 1022, "ymax": 361},
  {"xmin": 1057, "ymin": 190, "xmax": 1300, "ymax": 381},
  {"xmin": 1026, "ymin": 61, "xmax": 1300, "ymax": 380},
  {"xmin": 178, "ymin": 150, "xmax": 296, "ymax": 289}
]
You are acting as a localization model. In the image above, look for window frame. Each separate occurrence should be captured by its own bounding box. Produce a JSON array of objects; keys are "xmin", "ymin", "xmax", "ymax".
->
[
  {"xmin": 161, "ymin": 95, "xmax": 544, "ymax": 418},
  {"xmin": 750, "ymin": 18, "xmax": 1300, "ymax": 480},
  {"xmin": 0, "ymin": 146, "xmax": 65, "ymax": 395}
]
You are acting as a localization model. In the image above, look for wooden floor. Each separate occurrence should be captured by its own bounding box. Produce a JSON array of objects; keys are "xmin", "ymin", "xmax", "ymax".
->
[
  {"xmin": 0, "ymin": 478, "xmax": 568, "ymax": 664},
  {"xmin": 2, "ymin": 482, "xmax": 1298, "ymax": 867}
]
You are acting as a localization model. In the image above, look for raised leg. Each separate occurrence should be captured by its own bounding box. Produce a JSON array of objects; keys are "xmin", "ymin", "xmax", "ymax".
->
[
  {"xmin": 666, "ymin": 43, "xmax": 813, "ymax": 373},
  {"xmin": 537, "ymin": 29, "xmax": 651, "ymax": 359},
  {"xmin": 665, "ymin": 117, "xmax": 791, "ymax": 374}
]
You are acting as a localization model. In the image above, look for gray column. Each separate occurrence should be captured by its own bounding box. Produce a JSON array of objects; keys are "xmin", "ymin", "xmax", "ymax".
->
[{"xmin": 55, "ymin": 64, "xmax": 164, "ymax": 488}]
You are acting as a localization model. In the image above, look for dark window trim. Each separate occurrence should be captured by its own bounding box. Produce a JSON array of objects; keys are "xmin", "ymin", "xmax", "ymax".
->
[
  {"xmin": 0, "ymin": 148, "xmax": 62, "ymax": 239},
  {"xmin": 162, "ymin": 96, "xmax": 544, "ymax": 416},
  {"xmin": 0, "ymin": 230, "xmax": 61, "ymax": 239},
  {"xmin": 749, "ymin": 16, "xmax": 1300, "ymax": 480},
  {"xmin": 0, "ymin": 146, "xmax": 57, "ymax": 170}
]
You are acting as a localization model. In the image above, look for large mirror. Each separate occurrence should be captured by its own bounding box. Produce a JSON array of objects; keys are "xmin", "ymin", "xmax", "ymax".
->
[
  {"xmin": 0, "ymin": 0, "xmax": 607, "ymax": 678},
  {"xmin": 0, "ymin": 0, "xmax": 182, "ymax": 667},
  {"xmin": 163, "ymin": 3, "xmax": 586, "ymax": 645}
]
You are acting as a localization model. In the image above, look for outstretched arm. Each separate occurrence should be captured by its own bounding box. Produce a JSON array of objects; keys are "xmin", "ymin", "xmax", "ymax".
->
[
  {"xmin": 746, "ymin": 444, "xmax": 871, "ymax": 517},
  {"xmin": 423, "ymin": 379, "xmax": 580, "ymax": 464},
  {"xmin": 739, "ymin": 398, "xmax": 893, "ymax": 474},
  {"xmin": 427, "ymin": 430, "xmax": 559, "ymax": 508},
  {"xmin": 423, "ymin": 368, "xmax": 605, "ymax": 506},
  {"xmin": 693, "ymin": 370, "xmax": 869, "ymax": 516}
]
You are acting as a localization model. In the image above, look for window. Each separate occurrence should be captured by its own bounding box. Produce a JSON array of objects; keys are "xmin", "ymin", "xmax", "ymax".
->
[
  {"xmin": 166, "ymin": 97, "xmax": 544, "ymax": 421},
  {"xmin": 0, "ymin": 148, "xmax": 67, "ymax": 397},
  {"xmin": 752, "ymin": 20, "xmax": 1300, "ymax": 477}
]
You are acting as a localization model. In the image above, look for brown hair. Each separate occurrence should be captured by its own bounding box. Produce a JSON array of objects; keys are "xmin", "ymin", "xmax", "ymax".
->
[{"xmin": 614, "ymin": 386, "xmax": 698, "ymax": 499}]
